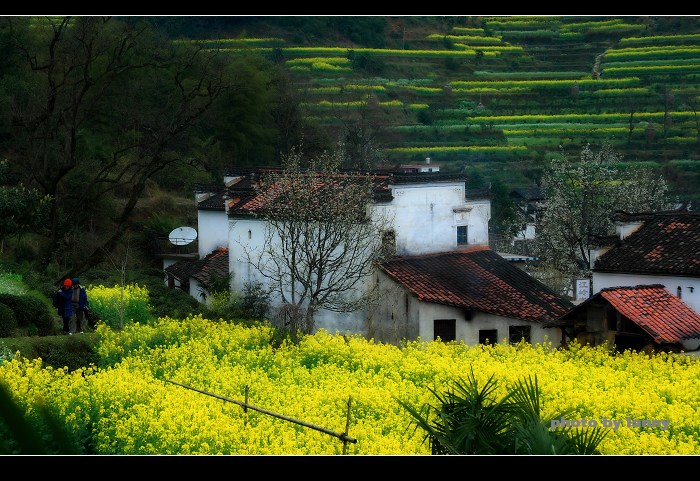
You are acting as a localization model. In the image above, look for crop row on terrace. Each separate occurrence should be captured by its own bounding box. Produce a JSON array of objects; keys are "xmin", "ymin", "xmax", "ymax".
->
[{"xmin": 619, "ymin": 33, "xmax": 700, "ymax": 46}]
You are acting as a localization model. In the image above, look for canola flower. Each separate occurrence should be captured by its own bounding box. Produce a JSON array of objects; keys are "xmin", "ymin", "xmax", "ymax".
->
[
  {"xmin": 1, "ymin": 313, "xmax": 699, "ymax": 455},
  {"xmin": 88, "ymin": 283, "xmax": 151, "ymax": 329}
]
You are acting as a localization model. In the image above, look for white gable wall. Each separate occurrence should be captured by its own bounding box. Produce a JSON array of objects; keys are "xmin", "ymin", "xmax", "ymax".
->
[
  {"xmin": 198, "ymin": 209, "xmax": 229, "ymax": 259},
  {"xmin": 382, "ymin": 181, "xmax": 490, "ymax": 256},
  {"xmin": 593, "ymin": 272, "xmax": 700, "ymax": 315}
]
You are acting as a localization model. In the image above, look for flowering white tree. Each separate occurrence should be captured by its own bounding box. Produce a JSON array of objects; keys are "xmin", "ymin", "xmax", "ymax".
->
[
  {"xmin": 535, "ymin": 143, "xmax": 672, "ymax": 281},
  {"xmin": 248, "ymin": 144, "xmax": 391, "ymax": 335}
]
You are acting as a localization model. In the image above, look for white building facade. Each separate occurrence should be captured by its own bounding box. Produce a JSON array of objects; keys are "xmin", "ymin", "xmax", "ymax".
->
[{"xmin": 224, "ymin": 172, "xmax": 491, "ymax": 337}]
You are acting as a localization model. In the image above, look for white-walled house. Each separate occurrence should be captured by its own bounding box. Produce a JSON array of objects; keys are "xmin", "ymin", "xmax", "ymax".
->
[
  {"xmin": 371, "ymin": 172, "xmax": 490, "ymax": 256},
  {"xmin": 553, "ymin": 284, "xmax": 700, "ymax": 354},
  {"xmin": 369, "ymin": 245, "xmax": 572, "ymax": 346},
  {"xmin": 224, "ymin": 170, "xmax": 491, "ymax": 336},
  {"xmin": 164, "ymin": 247, "xmax": 229, "ymax": 304},
  {"xmin": 166, "ymin": 167, "xmax": 573, "ymax": 346},
  {"xmin": 509, "ymin": 186, "xmax": 544, "ymax": 241},
  {"xmin": 544, "ymin": 210, "xmax": 700, "ymax": 354},
  {"xmin": 589, "ymin": 211, "xmax": 700, "ymax": 316}
]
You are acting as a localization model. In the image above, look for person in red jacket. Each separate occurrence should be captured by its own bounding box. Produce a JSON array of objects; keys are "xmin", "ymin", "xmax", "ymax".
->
[{"xmin": 55, "ymin": 279, "xmax": 75, "ymax": 335}]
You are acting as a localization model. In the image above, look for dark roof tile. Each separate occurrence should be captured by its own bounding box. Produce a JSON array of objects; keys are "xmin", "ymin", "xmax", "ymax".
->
[
  {"xmin": 378, "ymin": 246, "xmax": 573, "ymax": 323},
  {"xmin": 165, "ymin": 248, "xmax": 229, "ymax": 288},
  {"xmin": 594, "ymin": 212, "xmax": 700, "ymax": 276}
]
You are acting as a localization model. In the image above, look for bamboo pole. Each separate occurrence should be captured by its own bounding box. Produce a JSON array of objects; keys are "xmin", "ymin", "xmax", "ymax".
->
[{"xmin": 165, "ymin": 380, "xmax": 357, "ymax": 446}]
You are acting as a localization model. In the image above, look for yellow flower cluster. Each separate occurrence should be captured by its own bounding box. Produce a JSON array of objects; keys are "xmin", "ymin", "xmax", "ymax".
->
[
  {"xmin": 1, "ymin": 319, "xmax": 699, "ymax": 455},
  {"xmin": 87, "ymin": 283, "xmax": 152, "ymax": 328}
]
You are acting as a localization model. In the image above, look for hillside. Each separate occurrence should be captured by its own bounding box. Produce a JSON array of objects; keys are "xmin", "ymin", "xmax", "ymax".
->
[{"xmin": 169, "ymin": 15, "xmax": 700, "ymax": 203}]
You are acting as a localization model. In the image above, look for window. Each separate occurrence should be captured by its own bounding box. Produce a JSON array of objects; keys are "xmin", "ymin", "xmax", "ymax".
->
[
  {"xmin": 479, "ymin": 329, "xmax": 497, "ymax": 345},
  {"xmin": 457, "ymin": 225, "xmax": 468, "ymax": 245},
  {"xmin": 380, "ymin": 229, "xmax": 396, "ymax": 258},
  {"xmin": 434, "ymin": 319, "xmax": 456, "ymax": 342},
  {"xmin": 509, "ymin": 325, "xmax": 531, "ymax": 345}
]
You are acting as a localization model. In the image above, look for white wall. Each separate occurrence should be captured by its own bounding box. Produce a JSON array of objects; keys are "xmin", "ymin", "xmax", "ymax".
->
[
  {"xmin": 229, "ymin": 216, "xmax": 372, "ymax": 335},
  {"xmin": 592, "ymin": 272, "xmax": 700, "ymax": 315},
  {"xmin": 229, "ymin": 217, "xmax": 267, "ymax": 292},
  {"xmin": 189, "ymin": 278, "xmax": 207, "ymax": 304},
  {"xmin": 381, "ymin": 181, "xmax": 490, "ymax": 256},
  {"xmin": 415, "ymin": 302, "xmax": 560, "ymax": 346},
  {"xmin": 369, "ymin": 270, "xmax": 561, "ymax": 346},
  {"xmin": 198, "ymin": 209, "xmax": 229, "ymax": 259}
]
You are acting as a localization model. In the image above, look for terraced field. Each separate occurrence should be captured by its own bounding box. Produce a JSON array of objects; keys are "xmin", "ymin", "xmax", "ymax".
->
[{"xmin": 202, "ymin": 16, "xmax": 700, "ymax": 202}]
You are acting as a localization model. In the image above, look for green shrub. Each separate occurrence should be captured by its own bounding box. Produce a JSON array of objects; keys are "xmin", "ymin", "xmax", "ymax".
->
[
  {"xmin": 146, "ymin": 281, "xmax": 203, "ymax": 320},
  {"xmin": 32, "ymin": 308, "xmax": 57, "ymax": 337},
  {"xmin": 35, "ymin": 337, "xmax": 99, "ymax": 372},
  {"xmin": 0, "ymin": 294, "xmax": 55, "ymax": 333},
  {"xmin": 0, "ymin": 304, "xmax": 17, "ymax": 338}
]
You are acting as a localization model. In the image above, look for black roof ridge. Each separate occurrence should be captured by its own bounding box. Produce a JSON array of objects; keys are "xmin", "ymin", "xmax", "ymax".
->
[{"xmin": 600, "ymin": 284, "xmax": 666, "ymax": 292}]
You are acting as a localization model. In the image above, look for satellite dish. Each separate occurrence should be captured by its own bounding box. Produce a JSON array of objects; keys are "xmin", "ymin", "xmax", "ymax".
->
[{"xmin": 169, "ymin": 226, "xmax": 197, "ymax": 246}]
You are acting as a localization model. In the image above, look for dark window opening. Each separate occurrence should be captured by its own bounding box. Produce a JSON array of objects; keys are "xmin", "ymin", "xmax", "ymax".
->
[
  {"xmin": 509, "ymin": 325, "xmax": 531, "ymax": 344},
  {"xmin": 381, "ymin": 229, "xmax": 397, "ymax": 258},
  {"xmin": 677, "ymin": 286, "xmax": 682, "ymax": 299},
  {"xmin": 457, "ymin": 225, "xmax": 468, "ymax": 245},
  {"xmin": 479, "ymin": 329, "xmax": 497, "ymax": 345},
  {"xmin": 615, "ymin": 333, "xmax": 649, "ymax": 352},
  {"xmin": 434, "ymin": 319, "xmax": 456, "ymax": 342}
]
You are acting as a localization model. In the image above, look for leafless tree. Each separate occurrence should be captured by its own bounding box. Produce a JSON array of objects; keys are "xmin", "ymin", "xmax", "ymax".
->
[{"xmin": 244, "ymin": 143, "xmax": 392, "ymax": 335}]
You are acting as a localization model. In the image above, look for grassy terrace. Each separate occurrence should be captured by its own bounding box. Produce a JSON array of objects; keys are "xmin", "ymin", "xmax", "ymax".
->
[{"xmin": 196, "ymin": 16, "xmax": 700, "ymax": 201}]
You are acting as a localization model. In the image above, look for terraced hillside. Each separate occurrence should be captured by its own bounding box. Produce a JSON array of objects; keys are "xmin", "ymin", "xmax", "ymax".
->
[{"xmin": 196, "ymin": 16, "xmax": 700, "ymax": 202}]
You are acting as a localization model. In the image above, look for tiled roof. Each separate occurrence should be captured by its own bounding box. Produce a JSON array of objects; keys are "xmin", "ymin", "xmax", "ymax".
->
[
  {"xmin": 199, "ymin": 168, "xmax": 473, "ymax": 215},
  {"xmin": 197, "ymin": 190, "xmax": 227, "ymax": 210},
  {"xmin": 594, "ymin": 212, "xmax": 700, "ymax": 276},
  {"xmin": 191, "ymin": 248, "xmax": 230, "ymax": 286},
  {"xmin": 600, "ymin": 285, "xmax": 700, "ymax": 343},
  {"xmin": 378, "ymin": 245, "xmax": 573, "ymax": 323},
  {"xmin": 229, "ymin": 172, "xmax": 394, "ymax": 216},
  {"xmin": 510, "ymin": 187, "xmax": 544, "ymax": 201},
  {"xmin": 165, "ymin": 248, "xmax": 229, "ymax": 287}
]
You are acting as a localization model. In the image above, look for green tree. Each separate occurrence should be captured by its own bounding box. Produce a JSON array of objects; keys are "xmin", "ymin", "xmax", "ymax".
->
[
  {"xmin": 0, "ymin": 16, "xmax": 233, "ymax": 278},
  {"xmin": 535, "ymin": 143, "xmax": 672, "ymax": 281},
  {"xmin": 0, "ymin": 159, "xmax": 51, "ymax": 250}
]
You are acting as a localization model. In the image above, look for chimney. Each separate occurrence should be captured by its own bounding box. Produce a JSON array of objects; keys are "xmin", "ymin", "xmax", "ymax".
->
[{"xmin": 425, "ymin": 157, "xmax": 431, "ymax": 165}]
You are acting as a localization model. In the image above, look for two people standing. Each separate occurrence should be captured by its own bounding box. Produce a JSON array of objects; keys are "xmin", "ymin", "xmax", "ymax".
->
[{"xmin": 55, "ymin": 278, "xmax": 90, "ymax": 335}]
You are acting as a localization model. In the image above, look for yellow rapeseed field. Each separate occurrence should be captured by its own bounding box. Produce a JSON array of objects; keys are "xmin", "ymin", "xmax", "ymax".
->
[{"xmin": 1, "ymin": 314, "xmax": 699, "ymax": 455}]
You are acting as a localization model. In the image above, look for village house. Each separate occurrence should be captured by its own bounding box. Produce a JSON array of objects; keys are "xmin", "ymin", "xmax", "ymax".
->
[
  {"xmin": 547, "ymin": 210, "xmax": 700, "ymax": 354},
  {"xmin": 165, "ymin": 166, "xmax": 573, "ymax": 347},
  {"xmin": 589, "ymin": 210, "xmax": 700, "ymax": 315},
  {"xmin": 552, "ymin": 284, "xmax": 700, "ymax": 354},
  {"xmin": 370, "ymin": 245, "xmax": 571, "ymax": 345}
]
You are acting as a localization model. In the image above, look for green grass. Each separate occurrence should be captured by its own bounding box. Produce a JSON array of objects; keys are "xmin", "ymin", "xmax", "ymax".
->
[{"xmin": 0, "ymin": 272, "xmax": 26, "ymax": 296}]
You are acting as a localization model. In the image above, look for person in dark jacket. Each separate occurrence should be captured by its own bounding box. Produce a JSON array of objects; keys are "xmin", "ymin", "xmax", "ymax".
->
[
  {"xmin": 55, "ymin": 279, "xmax": 75, "ymax": 335},
  {"xmin": 70, "ymin": 278, "xmax": 89, "ymax": 334}
]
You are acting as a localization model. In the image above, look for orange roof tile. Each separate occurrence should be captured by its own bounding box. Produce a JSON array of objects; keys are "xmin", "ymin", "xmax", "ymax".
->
[{"xmin": 599, "ymin": 285, "xmax": 700, "ymax": 344}]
